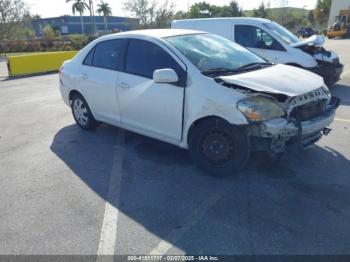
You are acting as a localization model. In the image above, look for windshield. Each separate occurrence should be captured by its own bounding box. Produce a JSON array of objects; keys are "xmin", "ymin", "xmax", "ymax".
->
[
  {"xmin": 264, "ymin": 22, "xmax": 299, "ymax": 45},
  {"xmin": 165, "ymin": 33, "xmax": 266, "ymax": 74}
]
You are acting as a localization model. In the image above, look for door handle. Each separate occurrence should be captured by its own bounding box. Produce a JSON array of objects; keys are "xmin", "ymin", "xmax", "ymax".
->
[
  {"xmin": 81, "ymin": 74, "xmax": 88, "ymax": 80},
  {"xmin": 119, "ymin": 82, "xmax": 130, "ymax": 89}
]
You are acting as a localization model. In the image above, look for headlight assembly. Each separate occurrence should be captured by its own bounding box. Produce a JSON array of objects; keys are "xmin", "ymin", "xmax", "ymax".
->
[{"xmin": 237, "ymin": 97, "xmax": 285, "ymax": 122}]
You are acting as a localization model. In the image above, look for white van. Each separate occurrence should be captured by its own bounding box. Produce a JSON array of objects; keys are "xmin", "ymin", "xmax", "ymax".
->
[{"xmin": 171, "ymin": 17, "xmax": 343, "ymax": 86}]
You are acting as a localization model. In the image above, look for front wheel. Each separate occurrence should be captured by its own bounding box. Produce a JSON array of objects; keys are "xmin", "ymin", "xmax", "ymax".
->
[
  {"xmin": 71, "ymin": 94, "xmax": 98, "ymax": 130},
  {"xmin": 188, "ymin": 119, "xmax": 250, "ymax": 177}
]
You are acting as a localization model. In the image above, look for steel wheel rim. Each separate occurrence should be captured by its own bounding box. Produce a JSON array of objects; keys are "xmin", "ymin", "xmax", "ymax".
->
[
  {"xmin": 73, "ymin": 99, "xmax": 88, "ymax": 126},
  {"xmin": 201, "ymin": 130, "xmax": 234, "ymax": 164}
]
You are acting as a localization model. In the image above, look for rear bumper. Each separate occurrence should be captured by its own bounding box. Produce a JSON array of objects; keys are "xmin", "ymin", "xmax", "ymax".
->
[
  {"xmin": 309, "ymin": 61, "xmax": 344, "ymax": 87},
  {"xmin": 251, "ymin": 97, "xmax": 340, "ymax": 153}
]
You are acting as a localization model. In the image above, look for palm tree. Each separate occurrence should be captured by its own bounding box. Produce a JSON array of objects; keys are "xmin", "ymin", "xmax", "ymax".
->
[
  {"xmin": 97, "ymin": 1, "xmax": 112, "ymax": 32},
  {"xmin": 67, "ymin": 0, "xmax": 89, "ymax": 34},
  {"xmin": 87, "ymin": 0, "xmax": 97, "ymax": 35}
]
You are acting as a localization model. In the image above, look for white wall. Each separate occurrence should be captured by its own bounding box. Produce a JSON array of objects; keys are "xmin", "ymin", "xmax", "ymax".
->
[{"xmin": 328, "ymin": 0, "xmax": 350, "ymax": 26}]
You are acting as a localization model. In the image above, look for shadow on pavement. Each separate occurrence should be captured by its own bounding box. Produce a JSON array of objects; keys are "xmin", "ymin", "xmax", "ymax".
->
[{"xmin": 50, "ymin": 124, "xmax": 350, "ymax": 254}]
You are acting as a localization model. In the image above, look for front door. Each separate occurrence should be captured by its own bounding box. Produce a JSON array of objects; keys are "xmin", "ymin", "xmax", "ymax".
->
[{"xmin": 117, "ymin": 39, "xmax": 186, "ymax": 143}]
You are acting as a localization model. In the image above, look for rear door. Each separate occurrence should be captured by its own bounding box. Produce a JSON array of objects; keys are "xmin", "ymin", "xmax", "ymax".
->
[
  {"xmin": 79, "ymin": 39, "xmax": 127, "ymax": 124},
  {"xmin": 117, "ymin": 39, "xmax": 187, "ymax": 143}
]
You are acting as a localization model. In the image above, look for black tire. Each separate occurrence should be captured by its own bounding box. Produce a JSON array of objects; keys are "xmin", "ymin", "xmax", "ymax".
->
[
  {"xmin": 188, "ymin": 118, "xmax": 250, "ymax": 177},
  {"xmin": 71, "ymin": 93, "xmax": 98, "ymax": 130}
]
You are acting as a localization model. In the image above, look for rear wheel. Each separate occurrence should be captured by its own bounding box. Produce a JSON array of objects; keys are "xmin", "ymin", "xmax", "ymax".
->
[
  {"xmin": 71, "ymin": 93, "xmax": 98, "ymax": 130},
  {"xmin": 188, "ymin": 118, "xmax": 250, "ymax": 177}
]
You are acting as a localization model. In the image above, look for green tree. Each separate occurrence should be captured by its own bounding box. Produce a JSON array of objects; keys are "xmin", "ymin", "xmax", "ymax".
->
[
  {"xmin": 14, "ymin": 27, "xmax": 35, "ymax": 40},
  {"xmin": 227, "ymin": 0, "xmax": 244, "ymax": 16},
  {"xmin": 307, "ymin": 9, "xmax": 315, "ymax": 25},
  {"xmin": 124, "ymin": 0, "xmax": 154, "ymax": 28},
  {"xmin": 97, "ymin": 1, "xmax": 112, "ymax": 31},
  {"xmin": 188, "ymin": 2, "xmax": 212, "ymax": 18},
  {"xmin": 67, "ymin": 0, "xmax": 89, "ymax": 34},
  {"xmin": 253, "ymin": 2, "xmax": 268, "ymax": 18},
  {"xmin": 0, "ymin": 0, "xmax": 28, "ymax": 41},
  {"xmin": 42, "ymin": 25, "xmax": 56, "ymax": 40},
  {"xmin": 173, "ymin": 10, "xmax": 188, "ymax": 19},
  {"xmin": 42, "ymin": 25, "xmax": 57, "ymax": 47},
  {"xmin": 124, "ymin": 0, "xmax": 174, "ymax": 29},
  {"xmin": 314, "ymin": 0, "xmax": 332, "ymax": 26},
  {"xmin": 154, "ymin": 0, "xmax": 175, "ymax": 28}
]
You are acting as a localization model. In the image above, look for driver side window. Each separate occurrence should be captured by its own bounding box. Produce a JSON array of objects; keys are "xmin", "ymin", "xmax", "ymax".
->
[
  {"xmin": 235, "ymin": 25, "xmax": 285, "ymax": 51},
  {"xmin": 125, "ymin": 39, "xmax": 186, "ymax": 86}
]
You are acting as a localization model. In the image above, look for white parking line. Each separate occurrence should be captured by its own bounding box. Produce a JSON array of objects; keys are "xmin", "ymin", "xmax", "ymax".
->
[
  {"xmin": 148, "ymin": 185, "xmax": 232, "ymax": 255},
  {"xmin": 335, "ymin": 118, "xmax": 350, "ymax": 123},
  {"xmin": 96, "ymin": 129, "xmax": 125, "ymax": 262}
]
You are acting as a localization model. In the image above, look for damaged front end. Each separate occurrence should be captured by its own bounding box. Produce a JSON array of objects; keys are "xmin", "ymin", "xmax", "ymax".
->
[
  {"xmin": 296, "ymin": 45, "xmax": 344, "ymax": 87},
  {"xmin": 249, "ymin": 95, "xmax": 340, "ymax": 154},
  {"xmin": 218, "ymin": 78, "xmax": 340, "ymax": 155}
]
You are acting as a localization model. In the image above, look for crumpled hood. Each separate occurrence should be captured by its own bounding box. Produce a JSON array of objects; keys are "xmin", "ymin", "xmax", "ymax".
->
[
  {"xmin": 290, "ymin": 35, "xmax": 325, "ymax": 48},
  {"xmin": 219, "ymin": 64, "xmax": 324, "ymax": 97}
]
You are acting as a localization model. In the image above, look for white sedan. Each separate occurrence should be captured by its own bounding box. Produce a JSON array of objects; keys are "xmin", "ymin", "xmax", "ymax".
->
[{"xmin": 59, "ymin": 29, "xmax": 339, "ymax": 177}]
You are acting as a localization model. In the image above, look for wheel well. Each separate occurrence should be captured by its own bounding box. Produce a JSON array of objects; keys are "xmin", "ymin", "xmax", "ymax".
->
[
  {"xmin": 187, "ymin": 116, "xmax": 229, "ymax": 145},
  {"xmin": 69, "ymin": 90, "xmax": 82, "ymax": 104}
]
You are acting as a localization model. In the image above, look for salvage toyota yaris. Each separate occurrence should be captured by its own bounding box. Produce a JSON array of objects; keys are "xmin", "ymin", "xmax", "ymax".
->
[{"xmin": 59, "ymin": 29, "xmax": 340, "ymax": 177}]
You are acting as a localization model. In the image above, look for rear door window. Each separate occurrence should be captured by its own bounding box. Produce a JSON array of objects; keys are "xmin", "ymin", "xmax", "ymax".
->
[{"xmin": 91, "ymin": 39, "xmax": 127, "ymax": 71}]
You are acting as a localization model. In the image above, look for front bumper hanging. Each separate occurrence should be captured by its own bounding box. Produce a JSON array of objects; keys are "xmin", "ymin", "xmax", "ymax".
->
[{"xmin": 251, "ymin": 96, "xmax": 340, "ymax": 153}]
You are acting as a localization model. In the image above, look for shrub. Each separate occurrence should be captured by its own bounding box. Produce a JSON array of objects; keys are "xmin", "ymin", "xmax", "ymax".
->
[{"xmin": 69, "ymin": 34, "xmax": 88, "ymax": 50}]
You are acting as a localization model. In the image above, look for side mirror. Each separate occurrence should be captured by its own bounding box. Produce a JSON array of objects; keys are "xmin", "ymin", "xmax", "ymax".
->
[{"xmin": 153, "ymin": 68, "xmax": 178, "ymax": 83}]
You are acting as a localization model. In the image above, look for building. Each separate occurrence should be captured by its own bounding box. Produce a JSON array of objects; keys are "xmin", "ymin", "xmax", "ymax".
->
[
  {"xmin": 328, "ymin": 0, "xmax": 350, "ymax": 27},
  {"xmin": 31, "ymin": 16, "xmax": 139, "ymax": 36}
]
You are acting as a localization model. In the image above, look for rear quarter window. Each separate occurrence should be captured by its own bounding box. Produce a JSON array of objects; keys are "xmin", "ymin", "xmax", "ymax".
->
[{"xmin": 83, "ymin": 47, "xmax": 95, "ymax": 66}]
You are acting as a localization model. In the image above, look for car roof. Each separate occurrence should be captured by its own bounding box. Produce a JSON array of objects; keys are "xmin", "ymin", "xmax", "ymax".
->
[
  {"xmin": 172, "ymin": 17, "xmax": 272, "ymax": 24},
  {"xmin": 99, "ymin": 29, "xmax": 205, "ymax": 41}
]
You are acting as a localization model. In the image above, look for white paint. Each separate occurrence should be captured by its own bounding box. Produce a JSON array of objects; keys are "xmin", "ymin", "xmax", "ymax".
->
[
  {"xmin": 328, "ymin": 0, "xmax": 350, "ymax": 27},
  {"xmin": 96, "ymin": 130, "xmax": 125, "ymax": 261}
]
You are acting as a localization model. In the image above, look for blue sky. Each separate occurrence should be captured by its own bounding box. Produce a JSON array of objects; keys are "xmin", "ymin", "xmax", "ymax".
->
[{"xmin": 25, "ymin": 0, "xmax": 318, "ymax": 18}]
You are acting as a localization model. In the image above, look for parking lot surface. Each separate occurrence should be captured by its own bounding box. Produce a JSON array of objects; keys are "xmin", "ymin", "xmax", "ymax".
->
[{"xmin": 0, "ymin": 39, "xmax": 350, "ymax": 256}]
